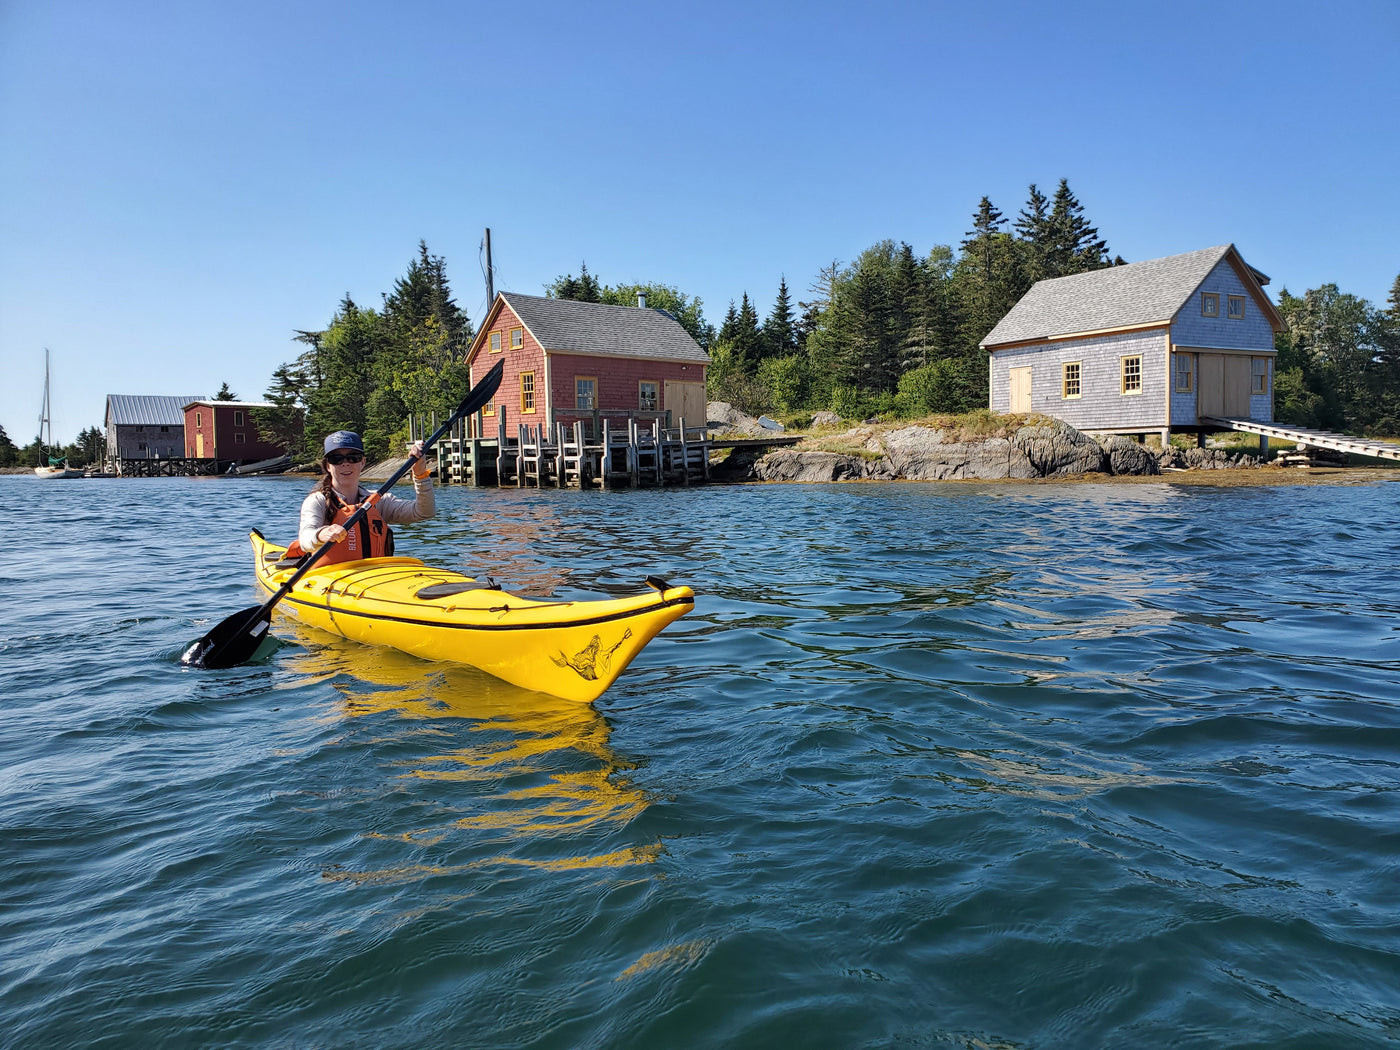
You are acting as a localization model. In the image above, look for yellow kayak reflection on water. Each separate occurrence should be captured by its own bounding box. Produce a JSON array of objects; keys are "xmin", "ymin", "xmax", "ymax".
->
[
  {"xmin": 250, "ymin": 530, "xmax": 693, "ymax": 703},
  {"xmin": 280, "ymin": 636, "xmax": 661, "ymax": 882}
]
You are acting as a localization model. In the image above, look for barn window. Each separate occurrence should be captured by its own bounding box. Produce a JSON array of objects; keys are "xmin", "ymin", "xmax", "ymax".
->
[
  {"xmin": 1201, "ymin": 293, "xmax": 1219, "ymax": 317},
  {"xmin": 510, "ymin": 327, "xmax": 523, "ymax": 349},
  {"xmin": 490, "ymin": 331, "xmax": 503, "ymax": 352},
  {"xmin": 575, "ymin": 377, "xmax": 597, "ymax": 410},
  {"xmin": 195, "ymin": 412, "xmax": 202, "ymax": 427},
  {"xmin": 639, "ymin": 381, "xmax": 658, "ymax": 410},
  {"xmin": 234, "ymin": 410, "xmax": 244, "ymax": 426},
  {"xmin": 1121, "ymin": 355, "xmax": 1142, "ymax": 395},
  {"xmin": 1228, "ymin": 295, "xmax": 1245, "ymax": 320},
  {"xmin": 1061, "ymin": 362, "xmax": 1082, "ymax": 399},
  {"xmin": 1174, "ymin": 353, "xmax": 1194, "ymax": 393},
  {"xmin": 521, "ymin": 372, "xmax": 536, "ymax": 413},
  {"xmin": 1252, "ymin": 358, "xmax": 1269, "ymax": 394},
  {"xmin": 235, "ymin": 432, "xmax": 246, "ymax": 444}
]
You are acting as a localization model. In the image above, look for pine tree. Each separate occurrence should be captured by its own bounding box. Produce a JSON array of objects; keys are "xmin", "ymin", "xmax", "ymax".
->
[
  {"xmin": 214, "ymin": 383, "xmax": 238, "ymax": 400},
  {"xmin": 1046, "ymin": 179, "xmax": 1109, "ymax": 275},
  {"xmin": 717, "ymin": 300, "xmax": 740, "ymax": 344},
  {"xmin": 955, "ymin": 196, "xmax": 1021, "ymax": 349},
  {"xmin": 762, "ymin": 276, "xmax": 797, "ymax": 359},
  {"xmin": 550, "ymin": 263, "xmax": 602, "ymax": 303},
  {"xmin": 902, "ymin": 246, "xmax": 957, "ymax": 373},
  {"xmin": 1014, "ymin": 183, "xmax": 1051, "ymax": 287},
  {"xmin": 733, "ymin": 293, "xmax": 764, "ymax": 370}
]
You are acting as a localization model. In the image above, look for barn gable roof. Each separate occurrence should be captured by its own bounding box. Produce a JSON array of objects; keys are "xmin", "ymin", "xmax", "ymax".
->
[
  {"xmin": 105, "ymin": 394, "xmax": 207, "ymax": 427},
  {"xmin": 981, "ymin": 245, "xmax": 1284, "ymax": 349},
  {"xmin": 472, "ymin": 293, "xmax": 709, "ymax": 365}
]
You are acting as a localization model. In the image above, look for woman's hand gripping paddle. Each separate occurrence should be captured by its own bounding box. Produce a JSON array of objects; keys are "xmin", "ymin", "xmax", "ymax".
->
[{"xmin": 181, "ymin": 360, "xmax": 505, "ymax": 669}]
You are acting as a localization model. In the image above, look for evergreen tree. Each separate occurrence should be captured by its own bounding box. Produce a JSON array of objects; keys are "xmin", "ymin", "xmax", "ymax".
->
[
  {"xmin": 954, "ymin": 196, "xmax": 1021, "ymax": 349},
  {"xmin": 383, "ymin": 240, "xmax": 474, "ymax": 369},
  {"xmin": 734, "ymin": 293, "xmax": 763, "ymax": 369},
  {"xmin": 214, "ymin": 383, "xmax": 238, "ymax": 401},
  {"xmin": 717, "ymin": 300, "xmax": 740, "ymax": 345},
  {"xmin": 1013, "ymin": 183, "xmax": 1052, "ymax": 287},
  {"xmin": 1046, "ymin": 178, "xmax": 1109, "ymax": 276},
  {"xmin": 761, "ymin": 276, "xmax": 797, "ymax": 359},
  {"xmin": 902, "ymin": 245, "xmax": 958, "ymax": 373},
  {"xmin": 252, "ymin": 363, "xmax": 308, "ymax": 455},
  {"xmin": 302, "ymin": 295, "xmax": 387, "ymax": 457},
  {"xmin": 0, "ymin": 424, "xmax": 17, "ymax": 467},
  {"xmin": 549, "ymin": 263, "xmax": 602, "ymax": 302}
]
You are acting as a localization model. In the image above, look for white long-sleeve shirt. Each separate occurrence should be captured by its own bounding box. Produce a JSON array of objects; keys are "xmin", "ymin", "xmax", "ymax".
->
[{"xmin": 297, "ymin": 473, "xmax": 435, "ymax": 554}]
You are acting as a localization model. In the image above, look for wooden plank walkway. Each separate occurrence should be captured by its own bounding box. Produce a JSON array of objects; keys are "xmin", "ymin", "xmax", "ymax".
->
[{"xmin": 1201, "ymin": 417, "xmax": 1400, "ymax": 463}]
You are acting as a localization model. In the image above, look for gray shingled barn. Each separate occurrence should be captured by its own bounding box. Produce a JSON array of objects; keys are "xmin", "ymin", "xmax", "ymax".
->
[{"xmin": 982, "ymin": 245, "xmax": 1286, "ymax": 445}]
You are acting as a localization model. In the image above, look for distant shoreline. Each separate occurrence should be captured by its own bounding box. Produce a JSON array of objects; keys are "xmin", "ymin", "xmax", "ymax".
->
[{"xmin": 5, "ymin": 464, "xmax": 1396, "ymax": 487}]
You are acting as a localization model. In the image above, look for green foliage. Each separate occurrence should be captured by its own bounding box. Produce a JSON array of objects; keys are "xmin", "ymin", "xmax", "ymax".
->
[
  {"xmin": 549, "ymin": 263, "xmax": 602, "ymax": 303},
  {"xmin": 894, "ymin": 358, "xmax": 985, "ymax": 417},
  {"xmin": 549, "ymin": 268, "xmax": 713, "ymax": 347},
  {"xmin": 755, "ymin": 354, "xmax": 813, "ymax": 412},
  {"xmin": 1274, "ymin": 283, "xmax": 1396, "ymax": 433},
  {"xmin": 214, "ymin": 383, "xmax": 238, "ymax": 401},
  {"xmin": 706, "ymin": 182, "xmax": 1116, "ymax": 421},
  {"xmin": 251, "ymin": 363, "xmax": 308, "ymax": 456},
  {"xmin": 276, "ymin": 243, "xmax": 475, "ymax": 463},
  {"xmin": 0, "ymin": 424, "xmax": 16, "ymax": 466},
  {"xmin": 762, "ymin": 277, "xmax": 797, "ymax": 360}
]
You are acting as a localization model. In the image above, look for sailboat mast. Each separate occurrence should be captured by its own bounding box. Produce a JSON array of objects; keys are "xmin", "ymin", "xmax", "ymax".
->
[{"xmin": 39, "ymin": 348, "xmax": 52, "ymax": 449}]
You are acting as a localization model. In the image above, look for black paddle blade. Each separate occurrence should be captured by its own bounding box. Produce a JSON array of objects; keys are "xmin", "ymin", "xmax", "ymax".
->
[{"xmin": 181, "ymin": 605, "xmax": 274, "ymax": 669}]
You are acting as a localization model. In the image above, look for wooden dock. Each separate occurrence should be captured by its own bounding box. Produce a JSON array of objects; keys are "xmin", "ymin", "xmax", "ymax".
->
[
  {"xmin": 1201, "ymin": 417, "xmax": 1400, "ymax": 464},
  {"xmin": 115, "ymin": 456, "xmax": 222, "ymax": 477},
  {"xmin": 431, "ymin": 416, "xmax": 801, "ymax": 488}
]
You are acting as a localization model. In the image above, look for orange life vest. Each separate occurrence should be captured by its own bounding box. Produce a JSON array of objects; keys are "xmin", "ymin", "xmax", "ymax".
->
[{"xmin": 286, "ymin": 490, "xmax": 394, "ymax": 563}]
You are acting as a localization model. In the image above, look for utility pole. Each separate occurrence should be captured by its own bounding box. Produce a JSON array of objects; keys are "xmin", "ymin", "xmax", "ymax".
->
[{"xmin": 484, "ymin": 227, "xmax": 494, "ymax": 306}]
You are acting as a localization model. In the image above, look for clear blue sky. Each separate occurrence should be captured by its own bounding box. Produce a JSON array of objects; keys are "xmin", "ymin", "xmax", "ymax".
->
[{"xmin": 2, "ymin": 0, "xmax": 1396, "ymax": 444}]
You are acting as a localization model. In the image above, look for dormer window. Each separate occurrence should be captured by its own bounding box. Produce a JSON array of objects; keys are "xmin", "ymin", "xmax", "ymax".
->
[
  {"xmin": 1201, "ymin": 293, "xmax": 1219, "ymax": 317},
  {"xmin": 1228, "ymin": 295, "xmax": 1245, "ymax": 320}
]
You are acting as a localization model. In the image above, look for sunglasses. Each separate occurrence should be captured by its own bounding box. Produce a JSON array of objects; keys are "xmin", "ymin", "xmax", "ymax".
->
[{"xmin": 326, "ymin": 451, "xmax": 364, "ymax": 465}]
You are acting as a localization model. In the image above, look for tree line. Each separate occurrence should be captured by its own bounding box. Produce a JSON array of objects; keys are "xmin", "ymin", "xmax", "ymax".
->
[
  {"xmin": 557, "ymin": 179, "xmax": 1120, "ymax": 420},
  {"xmin": 251, "ymin": 241, "xmax": 475, "ymax": 463},
  {"xmin": 8, "ymin": 191, "xmax": 1393, "ymax": 470}
]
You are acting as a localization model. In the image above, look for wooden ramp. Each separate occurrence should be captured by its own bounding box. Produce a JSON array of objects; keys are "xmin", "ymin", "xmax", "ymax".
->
[{"xmin": 1202, "ymin": 417, "xmax": 1400, "ymax": 463}]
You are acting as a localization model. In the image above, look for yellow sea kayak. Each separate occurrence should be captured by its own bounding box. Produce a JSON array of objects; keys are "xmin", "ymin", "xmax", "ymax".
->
[{"xmin": 249, "ymin": 530, "xmax": 693, "ymax": 703}]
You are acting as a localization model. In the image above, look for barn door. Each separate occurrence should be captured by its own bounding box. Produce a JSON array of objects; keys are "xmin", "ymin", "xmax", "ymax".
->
[
  {"xmin": 1009, "ymin": 367, "xmax": 1032, "ymax": 413},
  {"xmin": 1223, "ymin": 356, "xmax": 1251, "ymax": 416},
  {"xmin": 196, "ymin": 433, "xmax": 205, "ymax": 458},
  {"xmin": 1198, "ymin": 354, "xmax": 1224, "ymax": 418},
  {"xmin": 665, "ymin": 381, "xmax": 707, "ymax": 430}
]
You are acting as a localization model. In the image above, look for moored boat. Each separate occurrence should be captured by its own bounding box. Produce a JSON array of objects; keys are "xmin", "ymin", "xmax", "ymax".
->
[
  {"xmin": 249, "ymin": 530, "xmax": 693, "ymax": 703},
  {"xmin": 34, "ymin": 349, "xmax": 84, "ymax": 479}
]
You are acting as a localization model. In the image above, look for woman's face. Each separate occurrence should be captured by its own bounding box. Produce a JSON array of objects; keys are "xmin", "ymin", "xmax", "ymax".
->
[{"xmin": 324, "ymin": 448, "xmax": 365, "ymax": 488}]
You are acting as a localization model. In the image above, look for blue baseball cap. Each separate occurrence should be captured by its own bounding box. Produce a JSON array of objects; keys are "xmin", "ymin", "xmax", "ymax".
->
[{"xmin": 323, "ymin": 431, "xmax": 364, "ymax": 454}]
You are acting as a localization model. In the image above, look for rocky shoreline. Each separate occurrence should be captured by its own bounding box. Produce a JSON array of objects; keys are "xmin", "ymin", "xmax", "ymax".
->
[{"xmin": 708, "ymin": 404, "xmax": 1269, "ymax": 484}]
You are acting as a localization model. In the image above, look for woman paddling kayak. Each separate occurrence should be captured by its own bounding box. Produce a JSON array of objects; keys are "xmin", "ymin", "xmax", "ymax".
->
[{"xmin": 295, "ymin": 430, "xmax": 435, "ymax": 563}]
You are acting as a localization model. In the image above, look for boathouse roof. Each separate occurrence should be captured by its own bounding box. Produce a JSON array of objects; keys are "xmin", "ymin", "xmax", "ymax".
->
[
  {"xmin": 106, "ymin": 394, "xmax": 207, "ymax": 427},
  {"xmin": 492, "ymin": 293, "xmax": 710, "ymax": 364},
  {"xmin": 981, "ymin": 244, "xmax": 1285, "ymax": 349}
]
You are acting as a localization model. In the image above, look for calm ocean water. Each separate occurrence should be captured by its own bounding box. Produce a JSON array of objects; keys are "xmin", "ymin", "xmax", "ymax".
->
[{"xmin": 3, "ymin": 473, "xmax": 1399, "ymax": 1049}]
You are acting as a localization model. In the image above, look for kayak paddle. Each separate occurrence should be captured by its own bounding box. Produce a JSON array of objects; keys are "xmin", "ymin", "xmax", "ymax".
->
[{"xmin": 181, "ymin": 359, "xmax": 505, "ymax": 670}]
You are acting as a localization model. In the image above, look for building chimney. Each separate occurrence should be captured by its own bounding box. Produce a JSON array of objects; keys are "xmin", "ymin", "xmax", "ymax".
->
[{"xmin": 637, "ymin": 291, "xmax": 647, "ymax": 309}]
